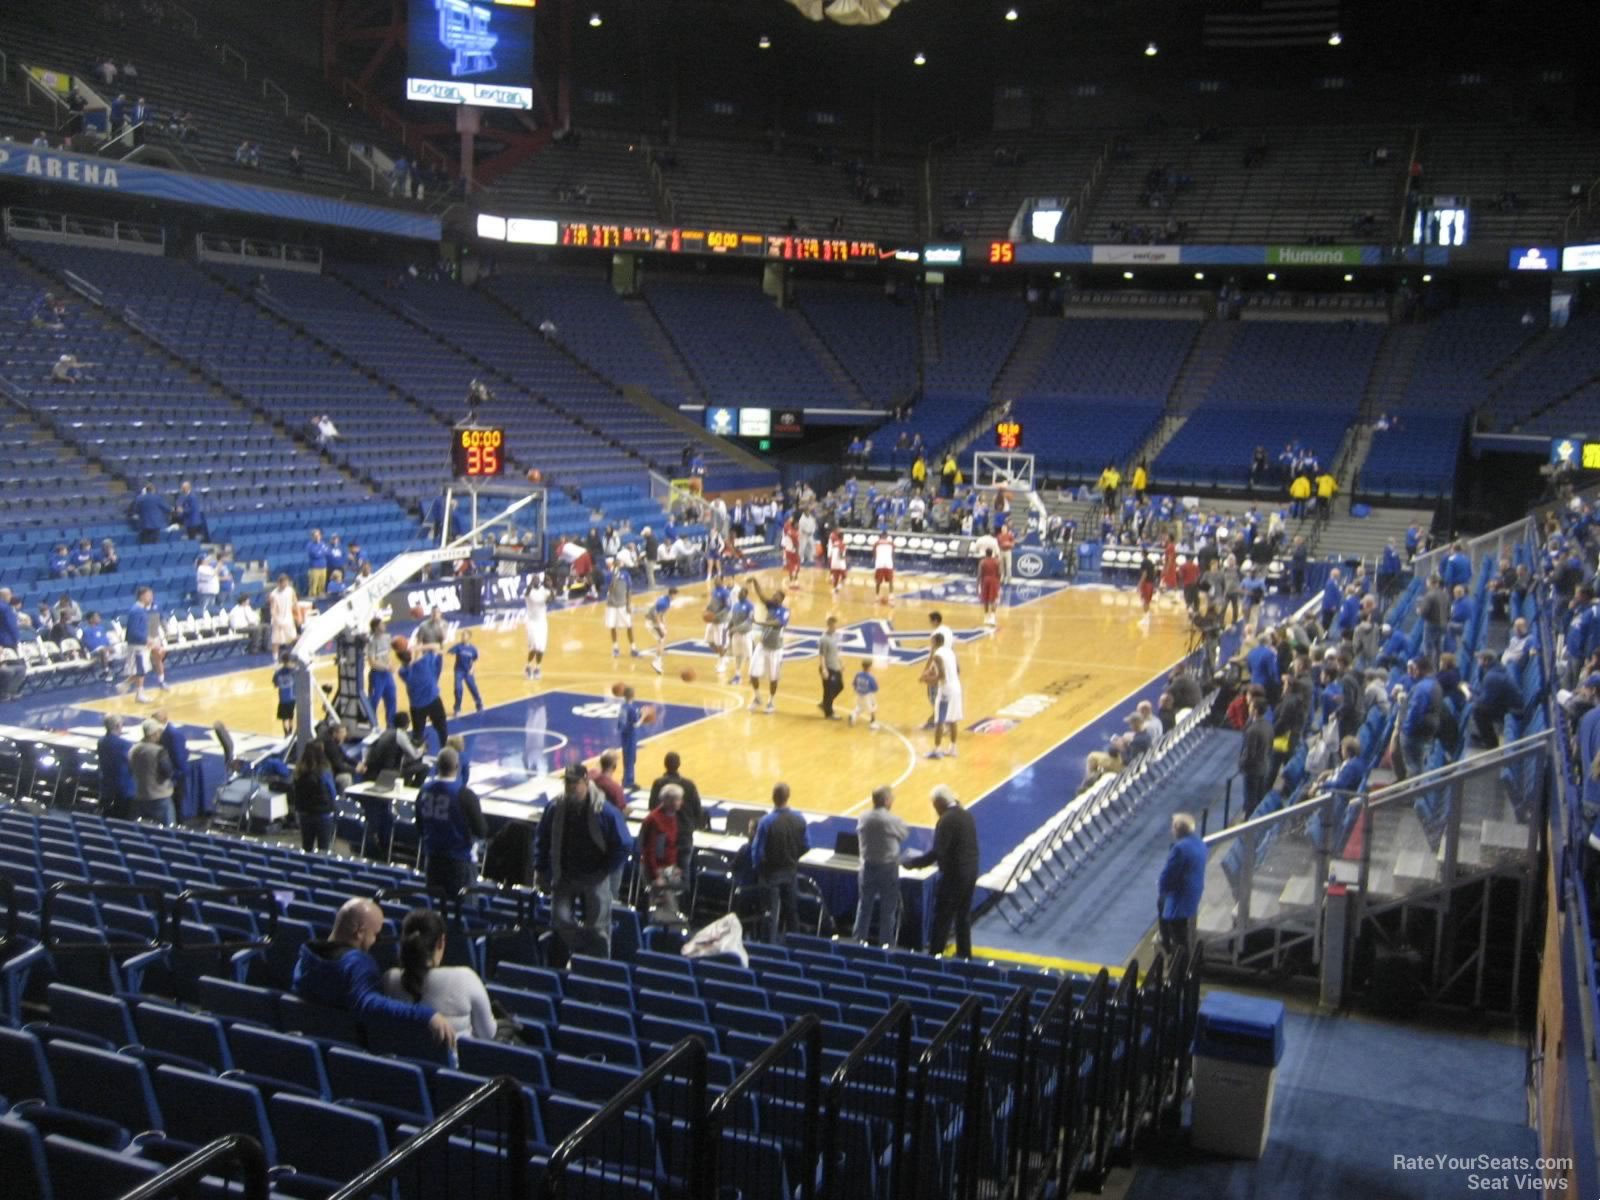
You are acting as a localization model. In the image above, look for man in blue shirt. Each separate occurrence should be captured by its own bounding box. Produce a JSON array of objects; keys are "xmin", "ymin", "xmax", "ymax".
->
[
  {"xmin": 155, "ymin": 708, "xmax": 190, "ymax": 822},
  {"xmin": 1246, "ymin": 632, "xmax": 1281, "ymax": 705},
  {"xmin": 130, "ymin": 483, "xmax": 168, "ymax": 545},
  {"xmin": 616, "ymin": 685, "xmax": 645, "ymax": 792},
  {"xmin": 416, "ymin": 746, "xmax": 487, "ymax": 895},
  {"xmin": 174, "ymin": 480, "xmax": 207, "ymax": 540},
  {"xmin": 398, "ymin": 643, "xmax": 447, "ymax": 750},
  {"xmin": 1157, "ymin": 812, "xmax": 1206, "ymax": 957},
  {"xmin": 326, "ymin": 534, "xmax": 348, "ymax": 578},
  {"xmin": 752, "ymin": 782, "xmax": 810, "ymax": 941},
  {"xmin": 1472, "ymin": 651, "xmax": 1522, "ymax": 749},
  {"xmin": 1377, "ymin": 538, "xmax": 1402, "ymax": 604},
  {"xmin": 1441, "ymin": 541, "xmax": 1472, "ymax": 590},
  {"xmin": 1448, "ymin": 586, "xmax": 1475, "ymax": 652},
  {"xmin": 80, "ymin": 611, "xmax": 114, "ymax": 681},
  {"xmin": 1397, "ymin": 658, "xmax": 1441, "ymax": 781},
  {"xmin": 97, "ymin": 713, "xmax": 136, "ymax": 820},
  {"xmin": 1319, "ymin": 568, "xmax": 1343, "ymax": 630},
  {"xmin": 1579, "ymin": 679, "xmax": 1600, "ymax": 821},
  {"xmin": 306, "ymin": 529, "xmax": 329, "ymax": 598},
  {"xmin": 448, "ymin": 629, "xmax": 483, "ymax": 717},
  {"xmin": 294, "ymin": 897, "xmax": 456, "ymax": 1049},
  {"xmin": 123, "ymin": 586, "xmax": 159, "ymax": 702}
]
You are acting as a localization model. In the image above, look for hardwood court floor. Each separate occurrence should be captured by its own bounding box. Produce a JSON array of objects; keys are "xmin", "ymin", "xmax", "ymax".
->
[{"xmin": 80, "ymin": 569, "xmax": 1193, "ymax": 829}]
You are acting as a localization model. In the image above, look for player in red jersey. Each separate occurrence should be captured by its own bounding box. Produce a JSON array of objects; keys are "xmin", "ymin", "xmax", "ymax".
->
[
  {"xmin": 781, "ymin": 520, "xmax": 801, "ymax": 582},
  {"xmin": 872, "ymin": 531, "xmax": 895, "ymax": 597},
  {"xmin": 828, "ymin": 530, "xmax": 848, "ymax": 595},
  {"xmin": 978, "ymin": 547, "xmax": 1002, "ymax": 626}
]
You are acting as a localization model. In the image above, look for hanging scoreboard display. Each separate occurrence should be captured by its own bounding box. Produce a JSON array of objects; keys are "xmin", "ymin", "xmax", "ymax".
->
[{"xmin": 452, "ymin": 426, "xmax": 506, "ymax": 477}]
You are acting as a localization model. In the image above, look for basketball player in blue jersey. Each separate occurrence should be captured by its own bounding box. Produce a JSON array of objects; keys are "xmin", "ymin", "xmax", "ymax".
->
[
  {"xmin": 646, "ymin": 588, "xmax": 678, "ymax": 675},
  {"xmin": 123, "ymin": 586, "xmax": 161, "ymax": 702}
]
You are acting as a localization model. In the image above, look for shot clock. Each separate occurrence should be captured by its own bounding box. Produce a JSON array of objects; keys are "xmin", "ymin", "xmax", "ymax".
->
[
  {"xmin": 996, "ymin": 419, "xmax": 1024, "ymax": 451},
  {"xmin": 452, "ymin": 426, "xmax": 506, "ymax": 478}
]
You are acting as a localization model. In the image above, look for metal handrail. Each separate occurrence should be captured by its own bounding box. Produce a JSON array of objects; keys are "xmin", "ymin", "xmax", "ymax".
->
[
  {"xmin": 1413, "ymin": 513, "xmax": 1530, "ymax": 581},
  {"xmin": 303, "ymin": 113, "xmax": 331, "ymax": 155},
  {"xmin": 218, "ymin": 44, "xmax": 248, "ymax": 79},
  {"xmin": 543, "ymin": 1037, "xmax": 706, "ymax": 1198},
  {"xmin": 262, "ymin": 78, "xmax": 289, "ymax": 115},
  {"xmin": 706, "ymin": 1014, "xmax": 820, "ymax": 1200},
  {"xmin": 329, "ymin": 1075, "xmax": 529, "ymax": 1200},
  {"xmin": 172, "ymin": 885, "xmax": 279, "ymax": 957},
  {"xmin": 903, "ymin": 993, "xmax": 986, "ymax": 1200},
  {"xmin": 121, "ymin": 1134, "xmax": 269, "ymax": 1200},
  {"xmin": 822, "ymin": 1001, "xmax": 913, "ymax": 1196},
  {"xmin": 97, "ymin": 120, "xmax": 146, "ymax": 158}
]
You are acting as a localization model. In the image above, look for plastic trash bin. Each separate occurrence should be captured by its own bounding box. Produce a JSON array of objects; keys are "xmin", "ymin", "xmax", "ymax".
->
[{"xmin": 1190, "ymin": 991, "xmax": 1285, "ymax": 1159}]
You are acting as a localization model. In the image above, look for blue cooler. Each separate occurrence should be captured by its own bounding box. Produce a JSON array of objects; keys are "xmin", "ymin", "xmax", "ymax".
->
[{"xmin": 1191, "ymin": 992, "xmax": 1285, "ymax": 1158}]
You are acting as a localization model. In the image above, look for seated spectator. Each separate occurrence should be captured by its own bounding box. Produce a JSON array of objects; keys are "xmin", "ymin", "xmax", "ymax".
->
[
  {"xmin": 53, "ymin": 593, "xmax": 83, "ymax": 637},
  {"xmin": 47, "ymin": 543, "xmax": 71, "ymax": 578},
  {"xmin": 69, "ymin": 539, "xmax": 95, "ymax": 574},
  {"xmin": 380, "ymin": 908, "xmax": 496, "ymax": 1040},
  {"xmin": 288, "ymin": 145, "xmax": 303, "ymax": 176},
  {"xmin": 229, "ymin": 594, "xmax": 268, "ymax": 654},
  {"xmin": 1502, "ymin": 618, "xmax": 1535, "ymax": 669},
  {"xmin": 293, "ymin": 897, "xmax": 456, "ymax": 1047},
  {"xmin": 314, "ymin": 413, "xmax": 340, "ymax": 443},
  {"xmin": 51, "ymin": 353, "xmax": 89, "ymax": 382},
  {"xmin": 96, "ymin": 57, "xmax": 118, "ymax": 87},
  {"xmin": 32, "ymin": 131, "xmax": 49, "ymax": 148},
  {"xmin": 81, "ymin": 611, "xmax": 116, "ymax": 680},
  {"xmin": 96, "ymin": 537, "xmax": 120, "ymax": 573},
  {"xmin": 122, "ymin": 60, "xmax": 138, "ymax": 81}
]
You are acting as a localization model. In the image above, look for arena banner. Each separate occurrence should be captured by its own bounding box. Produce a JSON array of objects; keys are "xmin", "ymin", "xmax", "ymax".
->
[
  {"xmin": 1090, "ymin": 244, "xmax": 1183, "ymax": 265},
  {"xmin": 1267, "ymin": 244, "xmax": 1364, "ymax": 266},
  {"xmin": 0, "ymin": 145, "xmax": 441, "ymax": 240}
]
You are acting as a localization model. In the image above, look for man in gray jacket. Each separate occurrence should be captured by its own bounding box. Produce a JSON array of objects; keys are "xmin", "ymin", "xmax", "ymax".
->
[
  {"xmin": 129, "ymin": 717, "xmax": 176, "ymax": 825},
  {"xmin": 855, "ymin": 785, "xmax": 909, "ymax": 944}
]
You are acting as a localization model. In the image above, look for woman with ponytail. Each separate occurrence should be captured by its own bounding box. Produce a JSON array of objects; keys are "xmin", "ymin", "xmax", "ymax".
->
[{"xmin": 379, "ymin": 908, "xmax": 496, "ymax": 1039}]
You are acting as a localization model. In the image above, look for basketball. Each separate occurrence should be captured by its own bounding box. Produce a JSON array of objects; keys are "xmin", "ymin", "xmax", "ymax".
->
[
  {"xmin": 390, "ymin": 634, "xmax": 409, "ymax": 654},
  {"xmin": 611, "ymin": 681, "xmax": 626, "ymax": 697},
  {"xmin": 409, "ymin": 604, "xmax": 425, "ymax": 620},
  {"xmin": 701, "ymin": 608, "xmax": 717, "ymax": 623},
  {"xmin": 640, "ymin": 705, "xmax": 658, "ymax": 725},
  {"xmin": 526, "ymin": 467, "xmax": 542, "ymax": 485},
  {"xmin": 680, "ymin": 667, "xmax": 697, "ymax": 683}
]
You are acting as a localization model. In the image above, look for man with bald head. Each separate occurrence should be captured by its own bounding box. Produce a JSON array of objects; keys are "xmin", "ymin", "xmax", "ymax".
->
[{"xmin": 293, "ymin": 897, "xmax": 456, "ymax": 1048}]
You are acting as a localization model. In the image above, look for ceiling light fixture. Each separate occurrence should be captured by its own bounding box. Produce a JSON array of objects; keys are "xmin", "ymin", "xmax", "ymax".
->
[
  {"xmin": 1005, "ymin": 7, "xmax": 1019, "ymax": 20},
  {"xmin": 758, "ymin": 34, "xmax": 771, "ymax": 48},
  {"xmin": 1144, "ymin": 41, "xmax": 1158, "ymax": 57},
  {"xmin": 1327, "ymin": 31, "xmax": 1343, "ymax": 46},
  {"xmin": 913, "ymin": 51, "xmax": 927, "ymax": 65},
  {"xmin": 588, "ymin": 12, "xmax": 602, "ymax": 26}
]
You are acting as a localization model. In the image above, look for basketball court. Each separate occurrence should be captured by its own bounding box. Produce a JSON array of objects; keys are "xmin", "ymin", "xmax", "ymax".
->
[{"xmin": 69, "ymin": 565, "xmax": 1196, "ymax": 838}]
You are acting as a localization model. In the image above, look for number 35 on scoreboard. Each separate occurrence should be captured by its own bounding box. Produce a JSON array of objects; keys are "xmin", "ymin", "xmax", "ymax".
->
[
  {"xmin": 995, "ymin": 420, "xmax": 1023, "ymax": 451},
  {"xmin": 452, "ymin": 426, "xmax": 506, "ymax": 478}
]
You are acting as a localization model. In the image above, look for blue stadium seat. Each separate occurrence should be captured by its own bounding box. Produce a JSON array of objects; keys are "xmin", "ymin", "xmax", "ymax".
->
[
  {"xmin": 135, "ymin": 1003, "xmax": 233, "ymax": 1072},
  {"xmin": 43, "ymin": 984, "xmax": 137, "ymax": 1049},
  {"xmin": 226, "ymin": 1026, "xmax": 330, "ymax": 1100},
  {"xmin": 0, "ymin": 1027, "xmax": 56, "ymax": 1106},
  {"xmin": 457, "ymin": 1038, "xmax": 551, "ymax": 1090},
  {"xmin": 326, "ymin": 1046, "xmax": 434, "ymax": 1124},
  {"xmin": 553, "ymin": 1025, "xmax": 642, "ymax": 1069},
  {"xmin": 269, "ymin": 1092, "xmax": 390, "ymax": 1184},
  {"xmin": 42, "ymin": 1134, "xmax": 163, "ymax": 1197},
  {"xmin": 44, "ymin": 1042, "xmax": 162, "ymax": 1136},
  {"xmin": 151, "ymin": 1065, "xmax": 277, "ymax": 1163},
  {"xmin": 0, "ymin": 1114, "xmax": 51, "ymax": 1200}
]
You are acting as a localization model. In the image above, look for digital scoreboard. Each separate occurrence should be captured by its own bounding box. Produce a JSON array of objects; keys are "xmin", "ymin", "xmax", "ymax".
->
[
  {"xmin": 406, "ymin": 0, "xmax": 535, "ymax": 111},
  {"xmin": 452, "ymin": 426, "xmax": 506, "ymax": 478},
  {"xmin": 996, "ymin": 419, "xmax": 1023, "ymax": 451}
]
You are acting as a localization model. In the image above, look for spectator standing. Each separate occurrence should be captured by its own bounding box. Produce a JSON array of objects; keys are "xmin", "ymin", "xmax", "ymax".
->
[
  {"xmin": 129, "ymin": 716, "xmax": 175, "ymax": 824},
  {"xmin": 305, "ymin": 529, "xmax": 329, "ymax": 597},
  {"xmin": 536, "ymin": 763, "xmax": 631, "ymax": 958},
  {"xmin": 906, "ymin": 785, "xmax": 980, "ymax": 959},
  {"xmin": 417, "ymin": 746, "xmax": 486, "ymax": 894},
  {"xmin": 818, "ymin": 615, "xmax": 845, "ymax": 719},
  {"xmin": 195, "ymin": 554, "xmax": 220, "ymax": 609},
  {"xmin": 640, "ymin": 783, "xmax": 683, "ymax": 884},
  {"xmin": 1157, "ymin": 812, "xmax": 1206, "ymax": 956},
  {"xmin": 155, "ymin": 708, "xmax": 188, "ymax": 819},
  {"xmin": 751, "ymin": 782, "xmax": 809, "ymax": 941},
  {"xmin": 855, "ymin": 785, "xmax": 908, "ymax": 944},
  {"xmin": 290, "ymin": 742, "xmax": 338, "ymax": 852},
  {"xmin": 130, "ymin": 483, "xmax": 168, "ymax": 545},
  {"xmin": 1417, "ymin": 574, "xmax": 1449, "ymax": 664},
  {"xmin": 1238, "ymin": 697, "xmax": 1273, "ymax": 817},
  {"xmin": 97, "ymin": 713, "xmax": 135, "ymax": 820},
  {"xmin": 648, "ymin": 751, "xmax": 704, "ymax": 863}
]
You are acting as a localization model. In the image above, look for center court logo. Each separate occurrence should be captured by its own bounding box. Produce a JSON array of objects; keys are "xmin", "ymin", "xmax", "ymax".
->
[{"xmin": 1014, "ymin": 551, "xmax": 1045, "ymax": 578}]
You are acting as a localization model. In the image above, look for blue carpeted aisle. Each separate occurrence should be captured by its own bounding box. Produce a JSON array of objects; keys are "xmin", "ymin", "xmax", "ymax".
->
[
  {"xmin": 1127, "ymin": 1012, "xmax": 1536, "ymax": 1200},
  {"xmin": 973, "ymin": 727, "xmax": 1240, "ymax": 967}
]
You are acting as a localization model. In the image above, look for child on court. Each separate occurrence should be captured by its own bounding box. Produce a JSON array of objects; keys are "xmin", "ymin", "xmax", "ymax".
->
[
  {"xmin": 849, "ymin": 659, "xmax": 880, "ymax": 729},
  {"xmin": 647, "ymin": 587, "xmax": 678, "ymax": 675},
  {"xmin": 272, "ymin": 649, "xmax": 297, "ymax": 735},
  {"xmin": 449, "ymin": 628, "xmax": 483, "ymax": 716}
]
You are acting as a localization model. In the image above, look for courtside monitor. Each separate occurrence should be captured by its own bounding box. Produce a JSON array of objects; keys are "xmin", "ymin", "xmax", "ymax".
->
[{"xmin": 407, "ymin": 0, "xmax": 535, "ymax": 110}]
